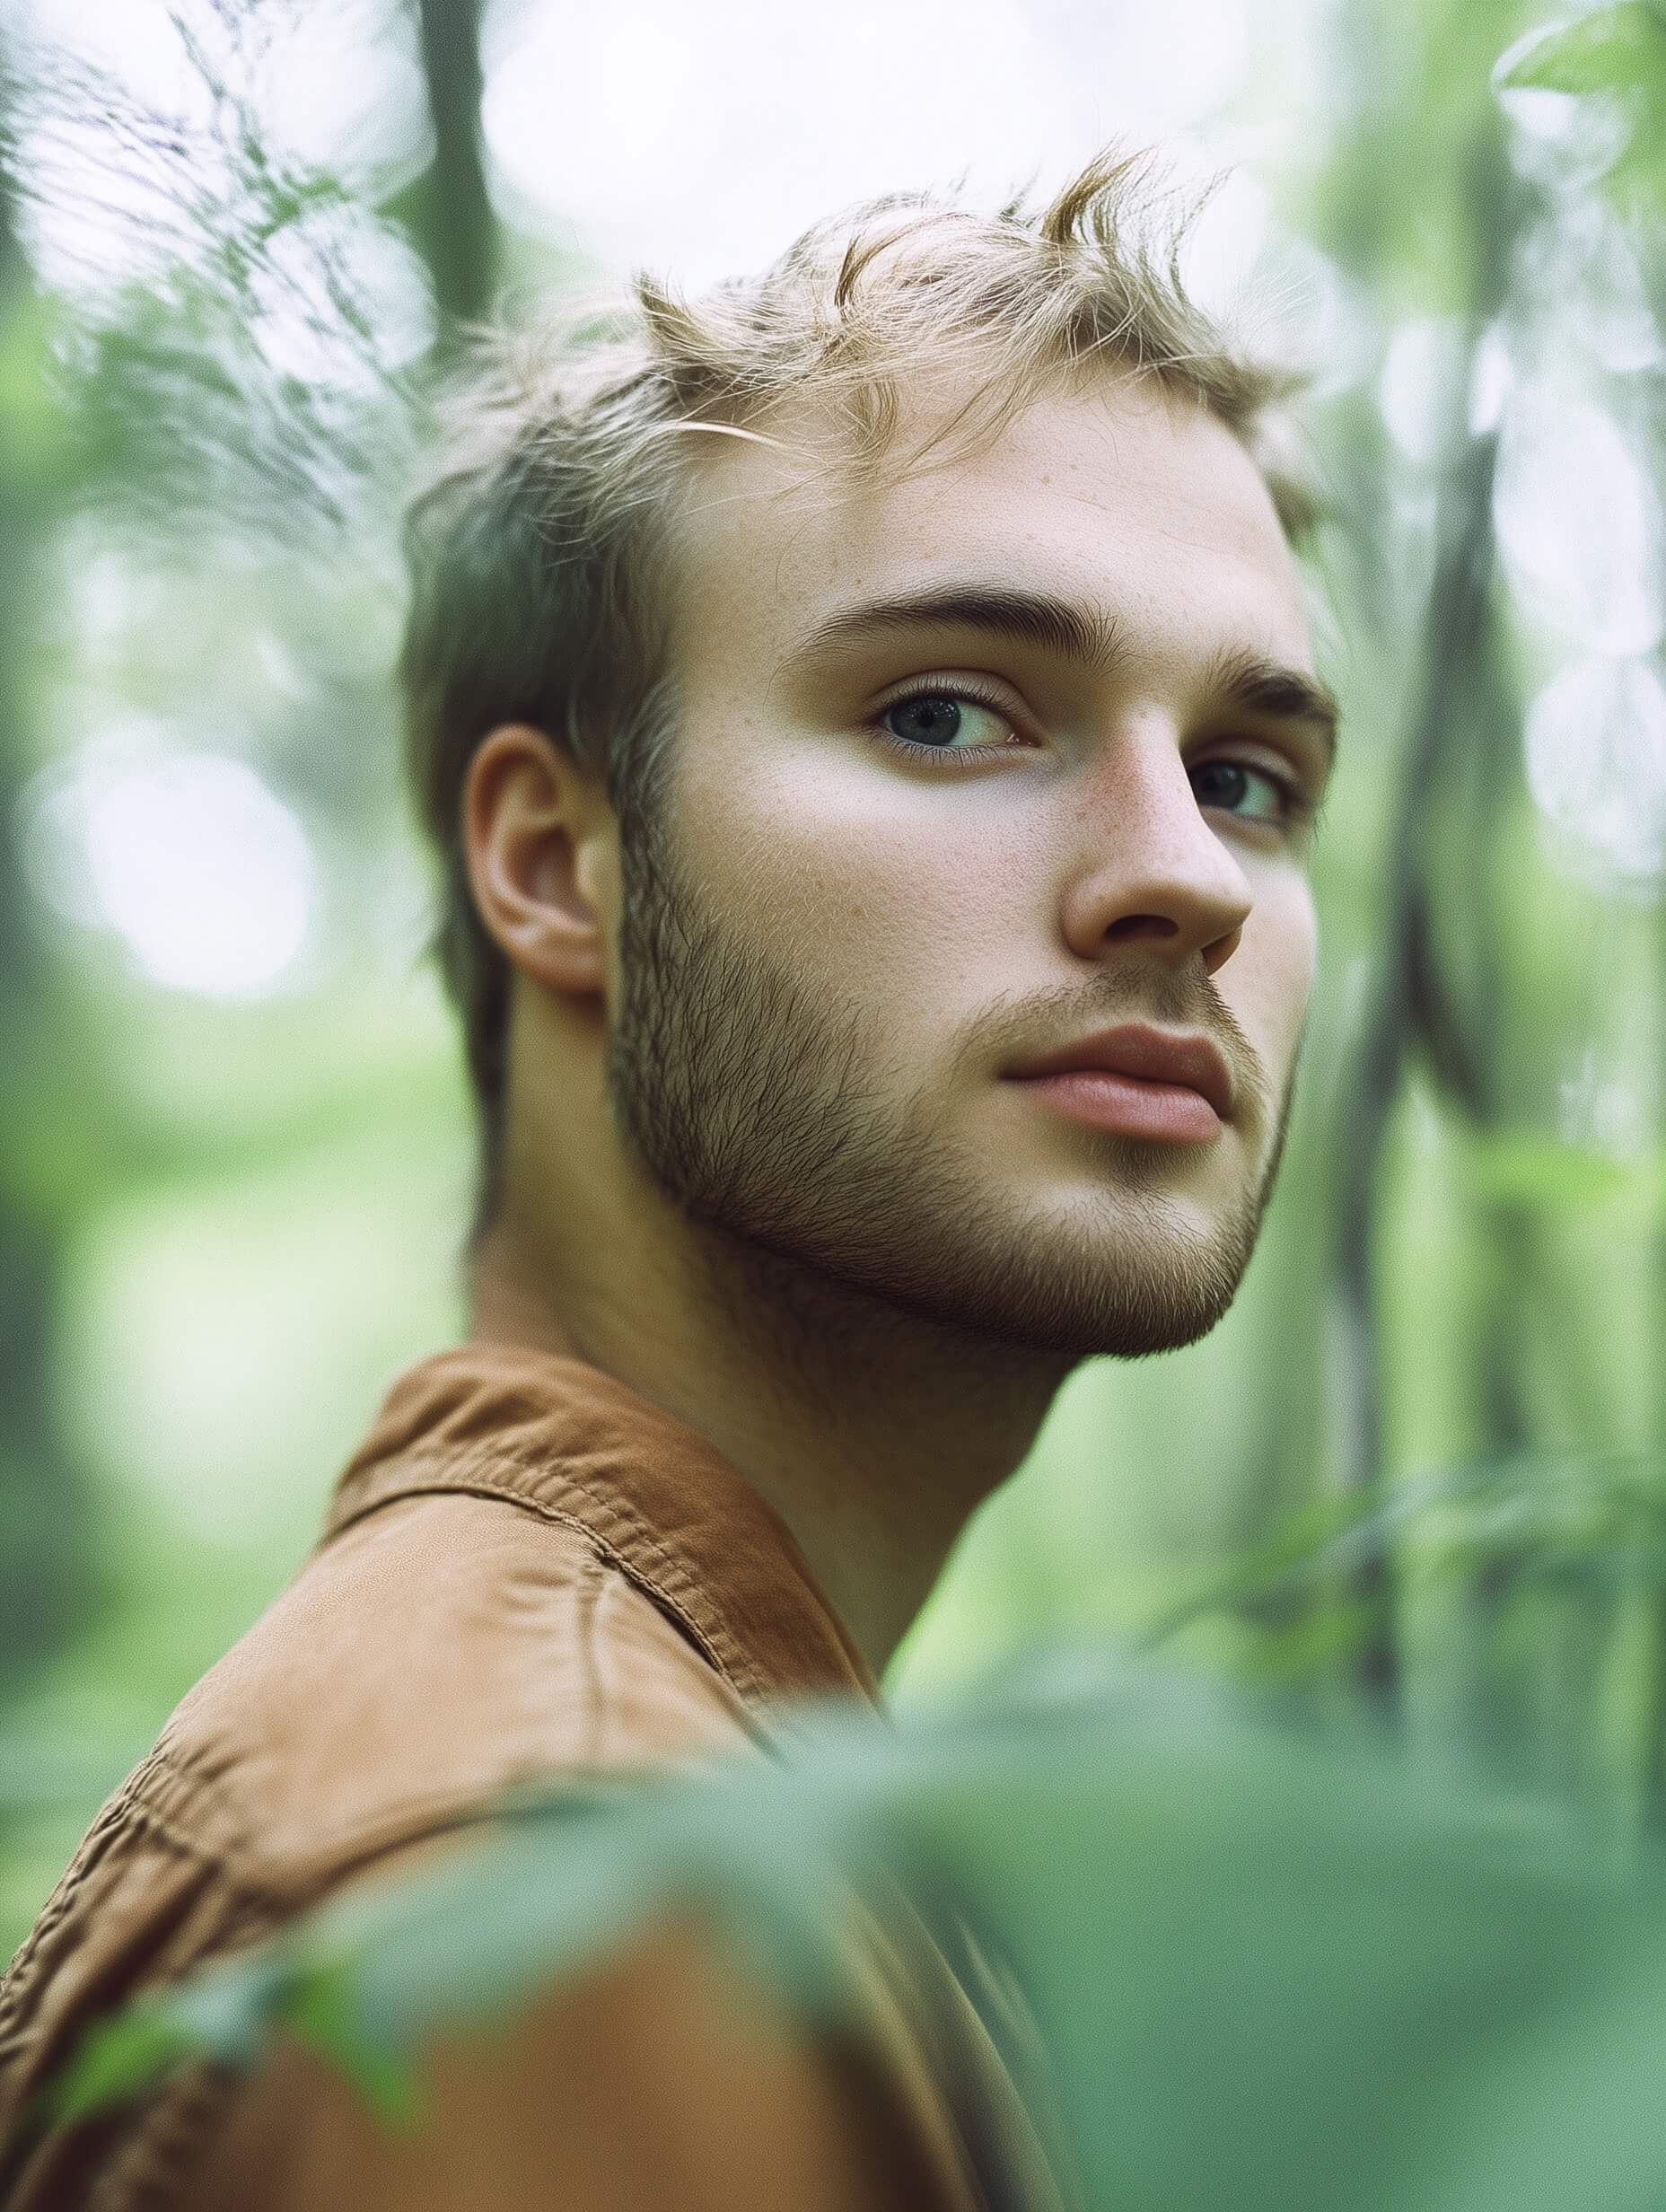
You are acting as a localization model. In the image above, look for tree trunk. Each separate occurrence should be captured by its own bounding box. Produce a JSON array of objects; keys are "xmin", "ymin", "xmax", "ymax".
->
[
  {"xmin": 414, "ymin": 0, "xmax": 495, "ymax": 335},
  {"xmin": 0, "ymin": 121, "xmax": 91, "ymax": 1683},
  {"xmin": 1329, "ymin": 129, "xmax": 1524, "ymax": 1706}
]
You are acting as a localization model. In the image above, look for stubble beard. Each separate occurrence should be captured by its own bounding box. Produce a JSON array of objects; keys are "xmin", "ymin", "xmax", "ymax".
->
[{"xmin": 607, "ymin": 813, "xmax": 1297, "ymax": 1362}]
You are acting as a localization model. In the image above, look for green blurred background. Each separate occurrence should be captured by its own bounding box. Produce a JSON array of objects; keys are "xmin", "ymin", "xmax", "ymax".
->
[{"xmin": 2, "ymin": 0, "xmax": 1663, "ymax": 1953}]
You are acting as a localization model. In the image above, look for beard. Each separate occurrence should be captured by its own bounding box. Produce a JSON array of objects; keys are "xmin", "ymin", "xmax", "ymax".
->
[{"xmin": 607, "ymin": 812, "xmax": 1297, "ymax": 1362}]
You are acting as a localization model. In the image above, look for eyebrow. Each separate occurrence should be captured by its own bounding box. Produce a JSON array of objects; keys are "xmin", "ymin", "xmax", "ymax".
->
[
  {"xmin": 790, "ymin": 584, "xmax": 1125, "ymax": 676},
  {"xmin": 787, "ymin": 584, "xmax": 1340, "ymax": 764},
  {"xmin": 1202, "ymin": 643, "xmax": 1341, "ymax": 768}
]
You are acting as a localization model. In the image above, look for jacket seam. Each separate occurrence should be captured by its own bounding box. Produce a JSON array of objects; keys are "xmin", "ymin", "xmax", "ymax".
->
[
  {"xmin": 135, "ymin": 1751, "xmax": 657, "ymax": 1909},
  {"xmin": 0, "ymin": 1758, "xmax": 186, "ymax": 2040},
  {"xmin": 573, "ymin": 1548, "xmax": 606, "ymax": 1771},
  {"xmin": 324, "ymin": 1450, "xmax": 773, "ymax": 1707}
]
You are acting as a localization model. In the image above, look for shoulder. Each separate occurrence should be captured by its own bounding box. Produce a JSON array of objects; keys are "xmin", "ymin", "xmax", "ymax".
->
[
  {"xmin": 0, "ymin": 1491, "xmax": 758, "ymax": 2166},
  {"xmin": 163, "ymin": 1488, "xmax": 763, "ymax": 1901}
]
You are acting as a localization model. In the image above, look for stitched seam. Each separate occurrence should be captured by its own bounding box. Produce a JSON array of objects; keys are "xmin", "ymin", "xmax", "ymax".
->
[
  {"xmin": 111, "ymin": 1804, "xmax": 278, "ymax": 1912},
  {"xmin": 258, "ymin": 1768, "xmax": 624, "ymax": 1884},
  {"xmin": 1, "ymin": 1762, "xmax": 292, "ymax": 2064},
  {"xmin": 0, "ymin": 1758, "xmax": 182, "ymax": 2041},
  {"xmin": 118, "ymin": 1751, "xmax": 559, "ymax": 1910},
  {"xmin": 332, "ymin": 1443, "xmax": 730, "ymax": 1628},
  {"xmin": 573, "ymin": 1549, "xmax": 605, "ymax": 1772},
  {"xmin": 328, "ymin": 1451, "xmax": 770, "ymax": 1703}
]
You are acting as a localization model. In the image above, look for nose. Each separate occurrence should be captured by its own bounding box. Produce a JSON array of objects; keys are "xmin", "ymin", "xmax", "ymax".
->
[{"xmin": 1057, "ymin": 731, "xmax": 1253, "ymax": 979}]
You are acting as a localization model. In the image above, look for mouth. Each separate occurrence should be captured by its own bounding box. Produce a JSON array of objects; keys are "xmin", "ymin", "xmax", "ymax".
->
[{"xmin": 1002, "ymin": 1023, "xmax": 1235, "ymax": 1146}]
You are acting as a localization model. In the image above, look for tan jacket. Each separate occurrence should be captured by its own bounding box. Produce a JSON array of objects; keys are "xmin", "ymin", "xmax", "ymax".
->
[{"xmin": 0, "ymin": 1343, "xmax": 1066, "ymax": 2210}]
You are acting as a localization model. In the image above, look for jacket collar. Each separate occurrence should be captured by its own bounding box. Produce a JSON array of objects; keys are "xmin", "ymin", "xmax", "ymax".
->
[{"xmin": 321, "ymin": 1340, "xmax": 883, "ymax": 1718}]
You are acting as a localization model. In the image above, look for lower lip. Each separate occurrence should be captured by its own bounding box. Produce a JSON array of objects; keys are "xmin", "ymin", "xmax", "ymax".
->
[{"xmin": 1009, "ymin": 1070, "xmax": 1224, "ymax": 1144}]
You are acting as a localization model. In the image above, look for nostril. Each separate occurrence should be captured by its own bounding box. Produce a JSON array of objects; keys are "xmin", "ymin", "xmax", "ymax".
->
[
  {"xmin": 1202, "ymin": 925, "xmax": 1243, "ymax": 975},
  {"xmin": 1103, "ymin": 914, "xmax": 1179, "ymax": 942}
]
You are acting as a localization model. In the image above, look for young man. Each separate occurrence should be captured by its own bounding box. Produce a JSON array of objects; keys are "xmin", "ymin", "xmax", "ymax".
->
[{"xmin": 0, "ymin": 151, "xmax": 1335, "ymax": 2208}]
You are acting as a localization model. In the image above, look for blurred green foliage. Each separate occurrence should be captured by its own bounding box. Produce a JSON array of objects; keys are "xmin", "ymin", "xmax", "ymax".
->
[
  {"xmin": 1500, "ymin": 3, "xmax": 1666, "ymax": 215},
  {"xmin": 2, "ymin": 0, "xmax": 1666, "ymax": 2195},
  {"xmin": 39, "ymin": 1664, "xmax": 1666, "ymax": 2211}
]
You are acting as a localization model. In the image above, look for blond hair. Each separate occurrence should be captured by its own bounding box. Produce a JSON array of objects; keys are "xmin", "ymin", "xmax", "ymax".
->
[{"xmin": 398, "ymin": 149, "xmax": 1312, "ymax": 1239}]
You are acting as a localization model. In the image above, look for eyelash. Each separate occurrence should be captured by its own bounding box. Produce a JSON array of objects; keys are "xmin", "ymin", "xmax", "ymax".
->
[
  {"xmin": 871, "ymin": 678, "xmax": 1030, "ymax": 773},
  {"xmin": 870, "ymin": 680, "xmax": 1319, "ymax": 828}
]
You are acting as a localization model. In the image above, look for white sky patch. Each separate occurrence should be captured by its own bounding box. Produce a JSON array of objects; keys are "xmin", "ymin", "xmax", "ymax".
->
[
  {"xmin": 11, "ymin": 83, "xmax": 234, "ymax": 299},
  {"xmin": 1378, "ymin": 317, "xmax": 1470, "ymax": 468},
  {"xmin": 13, "ymin": 0, "xmax": 229, "ymax": 118},
  {"xmin": 87, "ymin": 754, "xmax": 313, "ymax": 996},
  {"xmin": 1525, "ymin": 655, "xmax": 1666, "ymax": 889},
  {"xmin": 1557, "ymin": 1040, "xmax": 1647, "ymax": 1156},
  {"xmin": 1495, "ymin": 385, "xmax": 1664, "ymax": 655},
  {"xmin": 1243, "ymin": 233, "xmax": 1378, "ymax": 400},
  {"xmin": 1173, "ymin": 167, "xmax": 1270, "ymax": 320},
  {"xmin": 248, "ymin": 203, "xmax": 435, "ymax": 392},
  {"xmin": 1467, "ymin": 322, "xmax": 1514, "ymax": 435},
  {"xmin": 1516, "ymin": 198, "xmax": 1665, "ymax": 379},
  {"xmin": 1043, "ymin": 0, "xmax": 1250, "ymax": 127},
  {"xmin": 25, "ymin": 734, "xmax": 316, "ymax": 997},
  {"xmin": 12, "ymin": 0, "xmax": 429, "ymax": 304},
  {"xmin": 248, "ymin": 0, "xmax": 434, "ymax": 199},
  {"xmin": 480, "ymin": 0, "xmax": 1251, "ymax": 283}
]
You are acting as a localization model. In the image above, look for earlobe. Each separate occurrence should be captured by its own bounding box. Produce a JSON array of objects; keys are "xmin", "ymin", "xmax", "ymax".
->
[{"xmin": 463, "ymin": 723, "xmax": 614, "ymax": 1000}]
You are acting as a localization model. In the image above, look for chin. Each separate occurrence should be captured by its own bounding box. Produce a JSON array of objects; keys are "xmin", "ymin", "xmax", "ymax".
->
[
  {"xmin": 973, "ymin": 1278, "xmax": 1244, "ymax": 1362},
  {"xmin": 849, "ymin": 1198, "xmax": 1258, "ymax": 1361}
]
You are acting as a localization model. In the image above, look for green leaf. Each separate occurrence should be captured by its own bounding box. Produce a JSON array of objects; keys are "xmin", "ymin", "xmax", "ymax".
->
[
  {"xmin": 42, "ymin": 1668, "xmax": 1666, "ymax": 2212},
  {"xmin": 1495, "ymin": 6, "xmax": 1666, "ymax": 212},
  {"xmin": 1462, "ymin": 1132, "xmax": 1631, "ymax": 1211},
  {"xmin": 1497, "ymin": 5, "xmax": 1666, "ymax": 97},
  {"xmin": 285, "ymin": 1960, "xmax": 422, "ymax": 2132},
  {"xmin": 46, "ymin": 1951, "xmax": 289, "ymax": 2126},
  {"xmin": 47, "ymin": 2005, "xmax": 206, "ymax": 2127}
]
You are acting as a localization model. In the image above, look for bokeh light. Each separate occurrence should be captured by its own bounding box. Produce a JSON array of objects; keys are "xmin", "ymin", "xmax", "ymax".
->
[
  {"xmin": 1524, "ymin": 654, "xmax": 1666, "ymax": 889},
  {"xmin": 24, "ymin": 737, "xmax": 316, "ymax": 998}
]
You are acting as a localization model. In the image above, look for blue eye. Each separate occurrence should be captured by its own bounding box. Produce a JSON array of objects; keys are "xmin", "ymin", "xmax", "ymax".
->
[
  {"xmin": 881, "ymin": 692, "xmax": 1016, "ymax": 751},
  {"xmin": 1192, "ymin": 759, "xmax": 1297, "ymax": 825}
]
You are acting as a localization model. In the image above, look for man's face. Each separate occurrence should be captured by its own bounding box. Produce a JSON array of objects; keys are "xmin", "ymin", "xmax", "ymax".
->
[{"xmin": 605, "ymin": 370, "xmax": 1332, "ymax": 1357}]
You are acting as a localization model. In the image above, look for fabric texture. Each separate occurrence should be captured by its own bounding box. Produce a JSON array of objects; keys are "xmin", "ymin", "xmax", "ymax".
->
[{"xmin": 0, "ymin": 1341, "xmax": 1068, "ymax": 2211}]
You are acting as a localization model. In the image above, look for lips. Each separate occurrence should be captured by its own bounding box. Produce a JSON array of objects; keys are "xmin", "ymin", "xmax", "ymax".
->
[{"xmin": 1004, "ymin": 1023, "xmax": 1236, "ymax": 1122}]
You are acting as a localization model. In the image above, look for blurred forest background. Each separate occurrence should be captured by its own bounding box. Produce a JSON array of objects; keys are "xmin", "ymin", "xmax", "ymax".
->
[{"xmin": 1, "ymin": 0, "xmax": 1664, "ymax": 1959}]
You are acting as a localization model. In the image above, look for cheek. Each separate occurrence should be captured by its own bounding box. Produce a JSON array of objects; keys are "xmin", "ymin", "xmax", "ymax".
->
[
  {"xmin": 683, "ymin": 742, "xmax": 1037, "ymax": 996},
  {"xmin": 1229, "ymin": 876, "xmax": 1317, "ymax": 1061}
]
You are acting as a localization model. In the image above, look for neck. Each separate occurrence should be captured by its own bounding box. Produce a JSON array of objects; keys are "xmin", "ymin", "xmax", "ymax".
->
[{"xmin": 469, "ymin": 1202, "xmax": 1073, "ymax": 1679}]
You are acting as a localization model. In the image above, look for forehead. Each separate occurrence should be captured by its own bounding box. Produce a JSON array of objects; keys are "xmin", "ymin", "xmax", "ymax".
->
[{"xmin": 667, "ymin": 370, "xmax": 1312, "ymax": 690}]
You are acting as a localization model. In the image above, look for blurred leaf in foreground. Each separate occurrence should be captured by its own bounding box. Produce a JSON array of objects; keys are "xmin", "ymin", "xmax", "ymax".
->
[{"xmin": 43, "ymin": 1662, "xmax": 1666, "ymax": 2212}]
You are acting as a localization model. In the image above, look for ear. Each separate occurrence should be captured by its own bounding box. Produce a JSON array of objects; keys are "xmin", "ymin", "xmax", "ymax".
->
[{"xmin": 462, "ymin": 724, "xmax": 618, "ymax": 1000}]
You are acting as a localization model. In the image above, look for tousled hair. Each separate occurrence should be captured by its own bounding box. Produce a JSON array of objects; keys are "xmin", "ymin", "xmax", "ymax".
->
[{"xmin": 397, "ymin": 148, "xmax": 1314, "ymax": 1248}]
